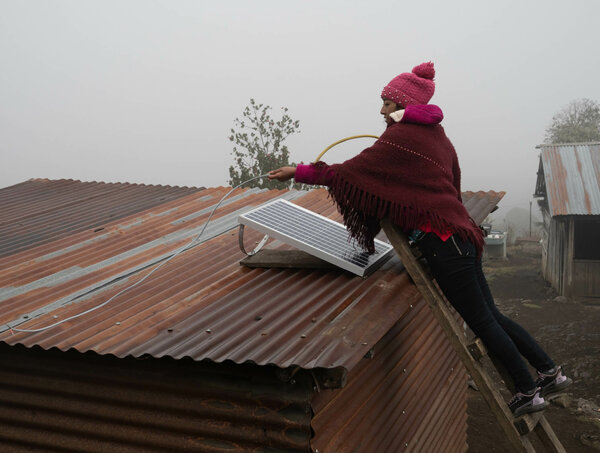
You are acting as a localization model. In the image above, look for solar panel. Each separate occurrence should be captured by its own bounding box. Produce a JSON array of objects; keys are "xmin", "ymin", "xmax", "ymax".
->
[{"xmin": 238, "ymin": 199, "xmax": 394, "ymax": 277}]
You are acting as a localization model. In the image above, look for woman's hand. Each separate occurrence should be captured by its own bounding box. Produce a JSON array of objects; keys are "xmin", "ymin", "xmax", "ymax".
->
[{"xmin": 268, "ymin": 166, "xmax": 296, "ymax": 181}]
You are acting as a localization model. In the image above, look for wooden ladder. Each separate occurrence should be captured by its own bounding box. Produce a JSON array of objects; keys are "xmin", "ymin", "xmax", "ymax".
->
[{"xmin": 380, "ymin": 219, "xmax": 566, "ymax": 453}]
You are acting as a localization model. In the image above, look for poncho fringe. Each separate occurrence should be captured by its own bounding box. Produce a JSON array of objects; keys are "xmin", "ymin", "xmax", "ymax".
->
[{"xmin": 327, "ymin": 168, "xmax": 485, "ymax": 255}]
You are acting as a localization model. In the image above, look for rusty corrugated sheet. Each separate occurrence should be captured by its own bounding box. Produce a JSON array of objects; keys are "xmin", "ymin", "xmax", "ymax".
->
[
  {"xmin": 310, "ymin": 296, "xmax": 467, "ymax": 453},
  {"xmin": 462, "ymin": 190, "xmax": 505, "ymax": 225},
  {"xmin": 537, "ymin": 143, "xmax": 600, "ymax": 216},
  {"xmin": 0, "ymin": 179, "xmax": 204, "ymax": 258},
  {"xmin": 0, "ymin": 188, "xmax": 413, "ymax": 382},
  {"xmin": 0, "ymin": 343, "xmax": 314, "ymax": 452},
  {"xmin": 0, "ymin": 181, "xmax": 502, "ymax": 381}
]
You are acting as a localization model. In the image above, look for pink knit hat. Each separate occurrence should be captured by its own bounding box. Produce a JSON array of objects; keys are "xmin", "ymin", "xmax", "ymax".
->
[{"xmin": 381, "ymin": 62, "xmax": 436, "ymax": 106}]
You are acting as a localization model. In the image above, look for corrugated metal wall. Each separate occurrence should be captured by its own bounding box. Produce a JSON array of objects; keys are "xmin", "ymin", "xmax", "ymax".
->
[
  {"xmin": 0, "ymin": 315, "xmax": 468, "ymax": 453},
  {"xmin": 0, "ymin": 344, "xmax": 314, "ymax": 452},
  {"xmin": 0, "ymin": 296, "xmax": 469, "ymax": 453},
  {"xmin": 310, "ymin": 296, "xmax": 467, "ymax": 453}
]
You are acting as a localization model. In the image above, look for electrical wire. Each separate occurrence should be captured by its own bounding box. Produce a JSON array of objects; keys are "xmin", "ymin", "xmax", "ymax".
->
[
  {"xmin": 8, "ymin": 134, "xmax": 379, "ymax": 334},
  {"xmin": 313, "ymin": 134, "xmax": 379, "ymax": 162},
  {"xmin": 7, "ymin": 173, "xmax": 269, "ymax": 334}
]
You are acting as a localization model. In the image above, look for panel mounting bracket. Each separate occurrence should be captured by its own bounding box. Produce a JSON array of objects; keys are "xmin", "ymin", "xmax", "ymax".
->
[{"xmin": 238, "ymin": 224, "xmax": 270, "ymax": 256}]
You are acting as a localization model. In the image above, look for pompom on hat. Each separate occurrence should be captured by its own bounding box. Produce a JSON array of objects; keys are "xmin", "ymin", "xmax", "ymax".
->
[{"xmin": 381, "ymin": 62, "xmax": 436, "ymax": 106}]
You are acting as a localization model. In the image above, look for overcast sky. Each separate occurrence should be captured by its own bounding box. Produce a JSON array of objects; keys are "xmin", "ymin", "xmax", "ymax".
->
[{"xmin": 2, "ymin": 0, "xmax": 599, "ymax": 220}]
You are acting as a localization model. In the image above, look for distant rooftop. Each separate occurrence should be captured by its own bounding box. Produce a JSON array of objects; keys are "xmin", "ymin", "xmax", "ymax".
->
[{"xmin": 535, "ymin": 142, "xmax": 600, "ymax": 216}]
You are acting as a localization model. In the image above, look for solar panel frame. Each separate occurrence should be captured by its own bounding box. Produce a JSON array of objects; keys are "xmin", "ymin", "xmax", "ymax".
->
[{"xmin": 238, "ymin": 199, "xmax": 394, "ymax": 277}]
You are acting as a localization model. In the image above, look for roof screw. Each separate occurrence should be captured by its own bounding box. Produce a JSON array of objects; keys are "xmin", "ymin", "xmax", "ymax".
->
[
  {"xmin": 402, "ymin": 410, "xmax": 406, "ymax": 414},
  {"xmin": 301, "ymin": 334, "xmax": 307, "ymax": 339},
  {"xmin": 53, "ymin": 315, "xmax": 58, "ymax": 319},
  {"xmin": 362, "ymin": 342, "xmax": 368, "ymax": 345},
  {"xmin": 410, "ymin": 304, "xmax": 413, "ymax": 308},
  {"xmin": 206, "ymin": 329, "xmax": 212, "ymax": 333},
  {"xmin": 405, "ymin": 443, "xmax": 409, "ymax": 447},
  {"xmin": 23, "ymin": 315, "xmax": 29, "ymax": 319},
  {"xmin": 115, "ymin": 322, "xmax": 121, "ymax": 326},
  {"xmin": 167, "ymin": 328, "xmax": 173, "ymax": 333}
]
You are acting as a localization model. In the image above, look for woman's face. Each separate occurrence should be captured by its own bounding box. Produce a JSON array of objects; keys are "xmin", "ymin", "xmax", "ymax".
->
[{"xmin": 380, "ymin": 99, "xmax": 398, "ymax": 125}]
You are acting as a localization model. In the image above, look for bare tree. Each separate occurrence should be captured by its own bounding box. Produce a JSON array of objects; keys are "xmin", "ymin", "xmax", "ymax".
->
[{"xmin": 545, "ymin": 98, "xmax": 600, "ymax": 144}]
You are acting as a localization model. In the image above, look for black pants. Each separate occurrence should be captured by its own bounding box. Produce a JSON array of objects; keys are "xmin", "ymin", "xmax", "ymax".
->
[{"xmin": 417, "ymin": 233, "xmax": 554, "ymax": 392}]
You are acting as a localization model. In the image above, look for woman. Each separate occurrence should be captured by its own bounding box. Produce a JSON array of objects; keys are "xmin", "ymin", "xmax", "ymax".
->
[{"xmin": 269, "ymin": 62, "xmax": 571, "ymax": 417}]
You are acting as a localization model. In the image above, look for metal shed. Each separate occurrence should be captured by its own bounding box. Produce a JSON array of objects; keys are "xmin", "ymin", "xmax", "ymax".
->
[
  {"xmin": 535, "ymin": 142, "xmax": 600, "ymax": 297},
  {"xmin": 0, "ymin": 179, "xmax": 504, "ymax": 452}
]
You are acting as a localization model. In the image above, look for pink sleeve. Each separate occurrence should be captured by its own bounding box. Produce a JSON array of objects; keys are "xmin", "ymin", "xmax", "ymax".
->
[
  {"xmin": 402, "ymin": 104, "xmax": 443, "ymax": 125},
  {"xmin": 294, "ymin": 163, "xmax": 335, "ymax": 186}
]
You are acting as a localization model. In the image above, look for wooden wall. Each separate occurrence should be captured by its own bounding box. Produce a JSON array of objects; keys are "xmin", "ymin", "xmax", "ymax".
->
[
  {"xmin": 542, "ymin": 216, "xmax": 600, "ymax": 297},
  {"xmin": 572, "ymin": 260, "xmax": 600, "ymax": 297}
]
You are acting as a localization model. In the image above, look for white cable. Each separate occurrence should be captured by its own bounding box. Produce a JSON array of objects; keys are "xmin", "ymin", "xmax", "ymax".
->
[{"xmin": 8, "ymin": 174, "xmax": 270, "ymax": 334}]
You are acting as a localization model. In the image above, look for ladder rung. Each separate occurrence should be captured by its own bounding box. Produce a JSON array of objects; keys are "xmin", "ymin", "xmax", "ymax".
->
[
  {"xmin": 514, "ymin": 412, "xmax": 544, "ymax": 435},
  {"xmin": 467, "ymin": 338, "xmax": 487, "ymax": 361}
]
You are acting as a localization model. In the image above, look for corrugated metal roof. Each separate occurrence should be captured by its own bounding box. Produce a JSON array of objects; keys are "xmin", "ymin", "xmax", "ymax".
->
[
  {"xmin": 0, "ymin": 180, "xmax": 503, "ymax": 381},
  {"xmin": 0, "ymin": 179, "xmax": 204, "ymax": 258},
  {"xmin": 537, "ymin": 143, "xmax": 600, "ymax": 216},
  {"xmin": 462, "ymin": 190, "xmax": 506, "ymax": 225}
]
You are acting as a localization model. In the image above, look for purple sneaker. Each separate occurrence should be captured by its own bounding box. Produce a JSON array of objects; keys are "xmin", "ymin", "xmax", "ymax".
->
[
  {"xmin": 508, "ymin": 388, "xmax": 548, "ymax": 417},
  {"xmin": 536, "ymin": 366, "xmax": 573, "ymax": 397}
]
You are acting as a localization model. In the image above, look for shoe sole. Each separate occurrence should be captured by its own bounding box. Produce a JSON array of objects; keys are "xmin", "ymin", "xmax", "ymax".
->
[
  {"xmin": 513, "ymin": 400, "xmax": 549, "ymax": 418},
  {"xmin": 540, "ymin": 377, "xmax": 573, "ymax": 397}
]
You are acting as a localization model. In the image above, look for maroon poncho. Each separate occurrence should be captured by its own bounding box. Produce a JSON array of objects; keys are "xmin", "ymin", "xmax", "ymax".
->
[{"xmin": 321, "ymin": 122, "xmax": 484, "ymax": 254}]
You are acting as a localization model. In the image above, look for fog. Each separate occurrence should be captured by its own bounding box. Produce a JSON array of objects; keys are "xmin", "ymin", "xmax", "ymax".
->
[{"xmin": 2, "ymin": 0, "xmax": 599, "ymax": 227}]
